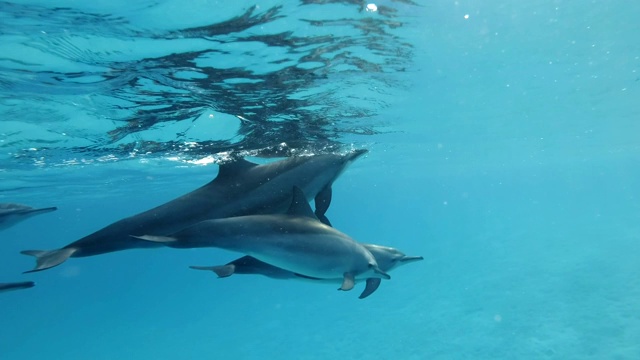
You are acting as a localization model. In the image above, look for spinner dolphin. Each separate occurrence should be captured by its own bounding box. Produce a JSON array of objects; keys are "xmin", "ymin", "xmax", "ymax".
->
[
  {"xmin": 134, "ymin": 187, "xmax": 390, "ymax": 297},
  {"xmin": 190, "ymin": 244, "xmax": 423, "ymax": 299}
]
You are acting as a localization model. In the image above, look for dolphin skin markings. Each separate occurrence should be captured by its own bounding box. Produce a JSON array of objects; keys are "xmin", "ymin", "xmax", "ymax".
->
[
  {"xmin": 133, "ymin": 187, "xmax": 390, "ymax": 296},
  {"xmin": 0, "ymin": 203, "xmax": 57, "ymax": 231},
  {"xmin": 21, "ymin": 150, "xmax": 367, "ymax": 273},
  {"xmin": 0, "ymin": 281, "xmax": 35, "ymax": 293},
  {"xmin": 190, "ymin": 244, "xmax": 424, "ymax": 299}
]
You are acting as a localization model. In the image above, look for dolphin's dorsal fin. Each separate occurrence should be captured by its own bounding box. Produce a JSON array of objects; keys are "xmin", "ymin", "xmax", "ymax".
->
[
  {"xmin": 286, "ymin": 186, "xmax": 317, "ymax": 219},
  {"xmin": 216, "ymin": 158, "xmax": 258, "ymax": 181}
]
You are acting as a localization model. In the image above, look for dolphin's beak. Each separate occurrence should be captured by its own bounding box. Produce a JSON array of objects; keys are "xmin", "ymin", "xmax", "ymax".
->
[{"xmin": 400, "ymin": 256, "xmax": 424, "ymax": 263}]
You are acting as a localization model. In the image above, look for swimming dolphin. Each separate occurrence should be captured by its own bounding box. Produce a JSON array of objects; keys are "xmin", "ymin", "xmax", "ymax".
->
[
  {"xmin": 190, "ymin": 244, "xmax": 423, "ymax": 299},
  {"xmin": 0, "ymin": 203, "xmax": 57, "ymax": 231},
  {"xmin": 133, "ymin": 187, "xmax": 390, "ymax": 295},
  {"xmin": 0, "ymin": 281, "xmax": 35, "ymax": 293},
  {"xmin": 21, "ymin": 150, "xmax": 367, "ymax": 273}
]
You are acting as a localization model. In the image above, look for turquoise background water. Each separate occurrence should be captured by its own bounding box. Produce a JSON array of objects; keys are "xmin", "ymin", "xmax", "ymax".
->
[{"xmin": 1, "ymin": 1, "xmax": 639, "ymax": 359}]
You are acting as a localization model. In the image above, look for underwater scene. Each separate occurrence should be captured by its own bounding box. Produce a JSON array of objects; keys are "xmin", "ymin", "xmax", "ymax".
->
[{"xmin": 1, "ymin": 0, "xmax": 639, "ymax": 359}]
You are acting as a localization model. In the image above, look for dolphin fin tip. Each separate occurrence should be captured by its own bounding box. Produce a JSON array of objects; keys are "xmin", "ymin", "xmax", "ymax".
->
[
  {"xmin": 359, "ymin": 278, "xmax": 382, "ymax": 299},
  {"xmin": 22, "ymin": 269, "xmax": 42, "ymax": 274},
  {"xmin": 371, "ymin": 265, "xmax": 391, "ymax": 280},
  {"xmin": 317, "ymin": 214, "xmax": 332, "ymax": 226},
  {"xmin": 20, "ymin": 248, "xmax": 75, "ymax": 272}
]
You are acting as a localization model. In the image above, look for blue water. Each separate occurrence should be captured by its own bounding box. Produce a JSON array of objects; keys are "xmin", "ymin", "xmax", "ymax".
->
[{"xmin": 1, "ymin": 0, "xmax": 639, "ymax": 359}]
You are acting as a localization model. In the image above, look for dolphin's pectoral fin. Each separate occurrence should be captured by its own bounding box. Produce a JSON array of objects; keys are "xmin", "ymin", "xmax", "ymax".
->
[
  {"xmin": 21, "ymin": 248, "xmax": 77, "ymax": 273},
  {"xmin": 190, "ymin": 265, "xmax": 236, "ymax": 278},
  {"xmin": 338, "ymin": 273, "xmax": 355, "ymax": 291},
  {"xmin": 359, "ymin": 278, "xmax": 382, "ymax": 299},
  {"xmin": 370, "ymin": 264, "xmax": 391, "ymax": 280},
  {"xmin": 314, "ymin": 186, "xmax": 332, "ymax": 226}
]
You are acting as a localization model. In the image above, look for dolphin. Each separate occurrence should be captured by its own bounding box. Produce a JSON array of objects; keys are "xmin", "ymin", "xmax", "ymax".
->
[
  {"xmin": 133, "ymin": 187, "xmax": 390, "ymax": 296},
  {"xmin": 0, "ymin": 203, "xmax": 57, "ymax": 231},
  {"xmin": 190, "ymin": 244, "xmax": 423, "ymax": 299},
  {"xmin": 0, "ymin": 281, "xmax": 35, "ymax": 293},
  {"xmin": 21, "ymin": 150, "xmax": 367, "ymax": 273}
]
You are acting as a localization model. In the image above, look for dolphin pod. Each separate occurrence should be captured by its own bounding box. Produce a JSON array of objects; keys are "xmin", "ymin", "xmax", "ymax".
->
[
  {"xmin": 134, "ymin": 187, "xmax": 392, "ymax": 296},
  {"xmin": 16, "ymin": 149, "xmax": 422, "ymax": 299},
  {"xmin": 0, "ymin": 203, "xmax": 57, "ymax": 231},
  {"xmin": 190, "ymin": 244, "xmax": 424, "ymax": 299},
  {"xmin": 21, "ymin": 150, "xmax": 368, "ymax": 273}
]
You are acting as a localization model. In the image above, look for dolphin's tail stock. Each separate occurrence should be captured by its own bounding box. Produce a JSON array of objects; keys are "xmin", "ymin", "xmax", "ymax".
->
[
  {"xmin": 20, "ymin": 248, "xmax": 77, "ymax": 273},
  {"xmin": 189, "ymin": 265, "xmax": 236, "ymax": 278}
]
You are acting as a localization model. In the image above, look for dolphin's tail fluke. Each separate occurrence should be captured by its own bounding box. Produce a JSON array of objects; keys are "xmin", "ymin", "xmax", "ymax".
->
[
  {"xmin": 21, "ymin": 248, "xmax": 76, "ymax": 273},
  {"xmin": 189, "ymin": 265, "xmax": 236, "ymax": 278},
  {"xmin": 130, "ymin": 235, "xmax": 177, "ymax": 243}
]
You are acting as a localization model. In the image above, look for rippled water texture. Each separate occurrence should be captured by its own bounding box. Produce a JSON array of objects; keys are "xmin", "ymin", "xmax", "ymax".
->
[{"xmin": 1, "ymin": 0, "xmax": 414, "ymax": 169}]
